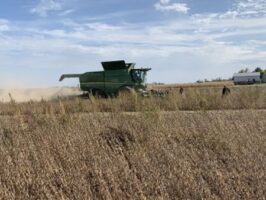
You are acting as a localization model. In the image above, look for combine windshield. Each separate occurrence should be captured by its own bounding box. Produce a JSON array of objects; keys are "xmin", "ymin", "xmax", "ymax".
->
[{"xmin": 132, "ymin": 70, "xmax": 147, "ymax": 83}]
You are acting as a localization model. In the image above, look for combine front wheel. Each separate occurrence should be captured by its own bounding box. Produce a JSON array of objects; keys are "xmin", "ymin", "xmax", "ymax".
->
[{"xmin": 118, "ymin": 86, "xmax": 136, "ymax": 97}]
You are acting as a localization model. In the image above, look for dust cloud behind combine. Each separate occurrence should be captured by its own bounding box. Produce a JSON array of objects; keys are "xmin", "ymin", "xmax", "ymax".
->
[{"xmin": 0, "ymin": 87, "xmax": 82, "ymax": 102}]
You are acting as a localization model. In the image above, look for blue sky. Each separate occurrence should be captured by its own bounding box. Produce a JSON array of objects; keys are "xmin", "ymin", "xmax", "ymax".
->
[{"xmin": 0, "ymin": 0, "xmax": 266, "ymax": 88}]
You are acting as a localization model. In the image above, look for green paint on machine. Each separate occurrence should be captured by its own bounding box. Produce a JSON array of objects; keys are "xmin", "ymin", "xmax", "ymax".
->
[{"xmin": 59, "ymin": 60, "xmax": 151, "ymax": 96}]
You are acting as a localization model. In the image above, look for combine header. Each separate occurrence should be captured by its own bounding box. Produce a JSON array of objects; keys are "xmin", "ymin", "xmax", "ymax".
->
[{"xmin": 59, "ymin": 60, "xmax": 151, "ymax": 97}]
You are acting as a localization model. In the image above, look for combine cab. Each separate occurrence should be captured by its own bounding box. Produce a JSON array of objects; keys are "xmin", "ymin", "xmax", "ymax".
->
[{"xmin": 59, "ymin": 60, "xmax": 151, "ymax": 97}]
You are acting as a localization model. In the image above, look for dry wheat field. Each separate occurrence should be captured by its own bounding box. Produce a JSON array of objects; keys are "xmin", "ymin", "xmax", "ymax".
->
[{"xmin": 0, "ymin": 85, "xmax": 265, "ymax": 199}]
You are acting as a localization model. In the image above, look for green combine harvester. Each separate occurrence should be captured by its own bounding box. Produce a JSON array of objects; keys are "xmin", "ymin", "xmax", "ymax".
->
[{"xmin": 59, "ymin": 60, "xmax": 151, "ymax": 97}]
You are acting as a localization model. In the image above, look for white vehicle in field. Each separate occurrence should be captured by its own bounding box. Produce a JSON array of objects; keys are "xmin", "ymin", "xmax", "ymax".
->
[
  {"xmin": 262, "ymin": 74, "xmax": 266, "ymax": 83},
  {"xmin": 233, "ymin": 72, "xmax": 261, "ymax": 85}
]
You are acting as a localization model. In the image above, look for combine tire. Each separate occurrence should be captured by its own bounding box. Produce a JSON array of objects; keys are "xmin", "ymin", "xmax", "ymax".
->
[
  {"xmin": 118, "ymin": 87, "xmax": 136, "ymax": 97},
  {"xmin": 91, "ymin": 89, "xmax": 107, "ymax": 98}
]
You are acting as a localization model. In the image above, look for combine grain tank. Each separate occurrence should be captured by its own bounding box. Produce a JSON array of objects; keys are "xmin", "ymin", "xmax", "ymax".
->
[{"xmin": 59, "ymin": 60, "xmax": 151, "ymax": 96}]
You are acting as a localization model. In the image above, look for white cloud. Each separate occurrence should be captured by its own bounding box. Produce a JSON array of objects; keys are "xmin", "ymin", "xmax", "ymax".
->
[
  {"xmin": 160, "ymin": 0, "xmax": 171, "ymax": 4},
  {"xmin": 154, "ymin": 0, "xmax": 190, "ymax": 13},
  {"xmin": 236, "ymin": 0, "xmax": 266, "ymax": 17},
  {"xmin": 218, "ymin": 0, "xmax": 266, "ymax": 18},
  {"xmin": 1, "ymin": 14, "xmax": 265, "ymax": 85},
  {"xmin": 58, "ymin": 9, "xmax": 75, "ymax": 16},
  {"xmin": 0, "ymin": 19, "xmax": 9, "ymax": 32},
  {"xmin": 30, "ymin": 0, "xmax": 63, "ymax": 17},
  {"xmin": 1, "ymin": 1, "xmax": 266, "ymax": 86}
]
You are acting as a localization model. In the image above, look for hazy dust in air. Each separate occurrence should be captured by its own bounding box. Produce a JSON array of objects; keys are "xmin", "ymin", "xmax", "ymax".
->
[{"xmin": 0, "ymin": 87, "xmax": 82, "ymax": 102}]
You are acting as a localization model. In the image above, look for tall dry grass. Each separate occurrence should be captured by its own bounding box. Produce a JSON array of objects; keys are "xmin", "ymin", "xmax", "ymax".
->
[
  {"xmin": 0, "ymin": 85, "xmax": 265, "ymax": 199},
  {"xmin": 0, "ymin": 85, "xmax": 265, "ymax": 115},
  {"xmin": 0, "ymin": 110, "xmax": 265, "ymax": 199}
]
